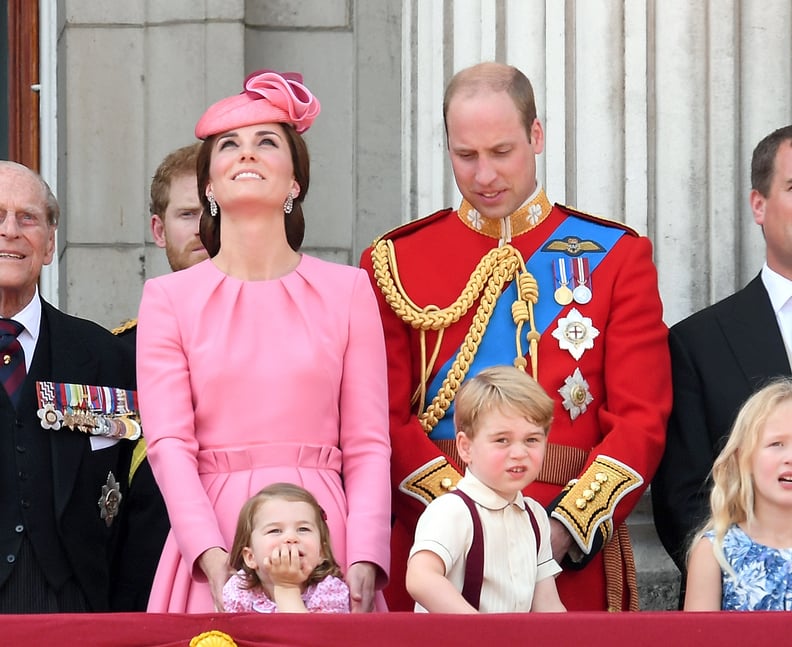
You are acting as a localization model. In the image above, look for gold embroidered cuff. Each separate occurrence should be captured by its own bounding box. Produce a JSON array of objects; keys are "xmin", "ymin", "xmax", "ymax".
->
[
  {"xmin": 399, "ymin": 457, "xmax": 462, "ymax": 505},
  {"xmin": 550, "ymin": 455, "xmax": 643, "ymax": 554}
]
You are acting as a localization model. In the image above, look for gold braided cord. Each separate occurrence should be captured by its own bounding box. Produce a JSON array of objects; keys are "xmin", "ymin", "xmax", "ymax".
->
[
  {"xmin": 411, "ymin": 327, "xmax": 446, "ymax": 411},
  {"xmin": 418, "ymin": 259, "xmax": 518, "ymax": 431},
  {"xmin": 412, "ymin": 329, "xmax": 428, "ymax": 409},
  {"xmin": 517, "ymin": 272, "xmax": 541, "ymax": 378},
  {"xmin": 371, "ymin": 239, "xmax": 540, "ymax": 433},
  {"xmin": 511, "ymin": 268, "xmax": 540, "ymax": 377},
  {"xmin": 373, "ymin": 239, "xmax": 520, "ymax": 329}
]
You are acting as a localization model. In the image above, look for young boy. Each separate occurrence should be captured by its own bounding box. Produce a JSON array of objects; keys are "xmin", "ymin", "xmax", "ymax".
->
[{"xmin": 405, "ymin": 366, "xmax": 566, "ymax": 613}]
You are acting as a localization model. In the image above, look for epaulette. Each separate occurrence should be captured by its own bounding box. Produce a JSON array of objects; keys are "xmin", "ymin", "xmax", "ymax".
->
[
  {"xmin": 111, "ymin": 318, "xmax": 138, "ymax": 336},
  {"xmin": 555, "ymin": 203, "xmax": 639, "ymax": 237},
  {"xmin": 370, "ymin": 208, "xmax": 454, "ymax": 246}
]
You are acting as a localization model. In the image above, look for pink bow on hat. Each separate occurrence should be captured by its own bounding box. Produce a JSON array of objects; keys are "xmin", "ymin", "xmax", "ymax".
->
[
  {"xmin": 243, "ymin": 70, "xmax": 321, "ymax": 134},
  {"xmin": 195, "ymin": 70, "xmax": 321, "ymax": 139}
]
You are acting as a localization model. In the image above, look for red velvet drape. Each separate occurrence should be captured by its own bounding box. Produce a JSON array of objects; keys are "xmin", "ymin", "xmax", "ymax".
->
[{"xmin": 0, "ymin": 611, "xmax": 784, "ymax": 646}]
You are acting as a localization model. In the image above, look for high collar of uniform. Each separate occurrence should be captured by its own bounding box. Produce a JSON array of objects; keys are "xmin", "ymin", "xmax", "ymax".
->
[{"xmin": 457, "ymin": 186, "xmax": 553, "ymax": 243}]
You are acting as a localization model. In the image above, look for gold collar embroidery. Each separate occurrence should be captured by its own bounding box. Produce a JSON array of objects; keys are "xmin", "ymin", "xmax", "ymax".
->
[{"xmin": 457, "ymin": 188, "xmax": 553, "ymax": 241}]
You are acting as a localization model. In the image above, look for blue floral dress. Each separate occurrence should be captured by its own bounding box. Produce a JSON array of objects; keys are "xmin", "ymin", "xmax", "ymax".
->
[{"xmin": 705, "ymin": 525, "xmax": 792, "ymax": 610}]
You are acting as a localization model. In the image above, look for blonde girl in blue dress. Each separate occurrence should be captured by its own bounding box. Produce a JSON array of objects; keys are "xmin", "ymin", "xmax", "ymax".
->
[{"xmin": 685, "ymin": 378, "xmax": 792, "ymax": 611}]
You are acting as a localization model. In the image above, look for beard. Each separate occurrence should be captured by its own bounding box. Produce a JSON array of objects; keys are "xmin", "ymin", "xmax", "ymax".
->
[{"xmin": 165, "ymin": 242, "xmax": 208, "ymax": 272}]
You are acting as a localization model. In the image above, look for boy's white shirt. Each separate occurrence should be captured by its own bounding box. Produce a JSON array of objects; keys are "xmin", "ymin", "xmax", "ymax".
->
[{"xmin": 409, "ymin": 469, "xmax": 561, "ymax": 613}]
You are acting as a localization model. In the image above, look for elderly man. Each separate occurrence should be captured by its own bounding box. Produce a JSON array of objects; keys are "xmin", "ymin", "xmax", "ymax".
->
[
  {"xmin": 111, "ymin": 144, "xmax": 208, "ymax": 610},
  {"xmin": 0, "ymin": 161, "xmax": 136, "ymax": 612}
]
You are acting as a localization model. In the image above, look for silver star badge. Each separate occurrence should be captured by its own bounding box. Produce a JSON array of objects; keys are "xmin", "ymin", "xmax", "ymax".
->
[
  {"xmin": 98, "ymin": 471, "xmax": 122, "ymax": 527},
  {"xmin": 551, "ymin": 307, "xmax": 600, "ymax": 361},
  {"xmin": 558, "ymin": 368, "xmax": 593, "ymax": 420}
]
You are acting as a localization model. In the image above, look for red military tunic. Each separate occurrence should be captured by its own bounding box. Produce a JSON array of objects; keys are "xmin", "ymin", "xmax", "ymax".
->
[{"xmin": 360, "ymin": 188, "xmax": 671, "ymax": 611}]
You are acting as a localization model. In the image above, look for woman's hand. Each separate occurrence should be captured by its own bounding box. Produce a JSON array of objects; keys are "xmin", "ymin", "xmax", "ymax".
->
[
  {"xmin": 346, "ymin": 561, "xmax": 377, "ymax": 613},
  {"xmin": 198, "ymin": 546, "xmax": 232, "ymax": 612}
]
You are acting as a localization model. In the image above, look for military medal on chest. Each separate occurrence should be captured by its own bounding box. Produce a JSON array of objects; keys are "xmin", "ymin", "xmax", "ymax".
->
[
  {"xmin": 572, "ymin": 257, "xmax": 592, "ymax": 304},
  {"xmin": 553, "ymin": 258, "xmax": 574, "ymax": 306},
  {"xmin": 559, "ymin": 368, "xmax": 594, "ymax": 420},
  {"xmin": 552, "ymin": 307, "xmax": 600, "ymax": 361},
  {"xmin": 98, "ymin": 471, "xmax": 122, "ymax": 527},
  {"xmin": 35, "ymin": 381, "xmax": 141, "ymax": 440},
  {"xmin": 545, "ymin": 234, "xmax": 602, "ymax": 308}
]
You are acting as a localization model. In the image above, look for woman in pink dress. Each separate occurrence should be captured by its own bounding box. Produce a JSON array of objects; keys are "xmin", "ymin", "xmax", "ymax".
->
[{"xmin": 136, "ymin": 71, "xmax": 391, "ymax": 613}]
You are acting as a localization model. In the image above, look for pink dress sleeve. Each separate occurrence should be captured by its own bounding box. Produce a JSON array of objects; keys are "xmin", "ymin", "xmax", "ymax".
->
[
  {"xmin": 137, "ymin": 278, "xmax": 226, "ymax": 577},
  {"xmin": 304, "ymin": 576, "xmax": 351, "ymax": 613},
  {"xmin": 337, "ymin": 270, "xmax": 392, "ymax": 585}
]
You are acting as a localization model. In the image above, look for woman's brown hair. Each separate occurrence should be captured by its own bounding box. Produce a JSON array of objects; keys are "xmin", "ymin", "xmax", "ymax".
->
[{"xmin": 197, "ymin": 124, "xmax": 310, "ymax": 256}]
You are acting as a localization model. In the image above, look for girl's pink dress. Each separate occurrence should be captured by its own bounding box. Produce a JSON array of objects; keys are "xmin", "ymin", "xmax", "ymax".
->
[
  {"xmin": 222, "ymin": 573, "xmax": 350, "ymax": 613},
  {"xmin": 137, "ymin": 256, "xmax": 391, "ymax": 612}
]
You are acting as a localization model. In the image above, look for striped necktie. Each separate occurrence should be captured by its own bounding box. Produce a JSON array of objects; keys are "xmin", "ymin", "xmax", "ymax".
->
[{"xmin": 0, "ymin": 319, "xmax": 26, "ymax": 406}]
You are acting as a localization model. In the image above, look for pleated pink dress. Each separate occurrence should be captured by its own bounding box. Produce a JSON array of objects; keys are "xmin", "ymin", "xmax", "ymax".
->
[{"xmin": 137, "ymin": 255, "xmax": 391, "ymax": 612}]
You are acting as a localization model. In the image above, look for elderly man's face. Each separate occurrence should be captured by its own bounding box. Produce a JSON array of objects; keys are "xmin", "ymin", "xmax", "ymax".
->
[{"xmin": 0, "ymin": 166, "xmax": 56, "ymax": 309}]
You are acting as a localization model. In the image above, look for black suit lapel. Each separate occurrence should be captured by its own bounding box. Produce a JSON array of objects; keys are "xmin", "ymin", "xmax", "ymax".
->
[
  {"xmin": 715, "ymin": 275, "xmax": 791, "ymax": 384},
  {"xmin": 43, "ymin": 301, "xmax": 99, "ymax": 379}
]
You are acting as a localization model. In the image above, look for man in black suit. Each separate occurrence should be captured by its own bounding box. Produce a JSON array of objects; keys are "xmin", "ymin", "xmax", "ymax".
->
[
  {"xmin": 652, "ymin": 125, "xmax": 792, "ymax": 602},
  {"xmin": 111, "ymin": 144, "xmax": 208, "ymax": 611},
  {"xmin": 0, "ymin": 160, "xmax": 136, "ymax": 612}
]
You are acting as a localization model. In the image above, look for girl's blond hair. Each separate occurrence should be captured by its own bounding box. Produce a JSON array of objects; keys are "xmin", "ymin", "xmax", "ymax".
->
[
  {"xmin": 228, "ymin": 483, "xmax": 343, "ymax": 590},
  {"xmin": 689, "ymin": 378, "xmax": 792, "ymax": 576}
]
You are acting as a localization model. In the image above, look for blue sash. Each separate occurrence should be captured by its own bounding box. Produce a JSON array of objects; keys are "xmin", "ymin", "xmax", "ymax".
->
[{"xmin": 427, "ymin": 216, "xmax": 626, "ymax": 440}]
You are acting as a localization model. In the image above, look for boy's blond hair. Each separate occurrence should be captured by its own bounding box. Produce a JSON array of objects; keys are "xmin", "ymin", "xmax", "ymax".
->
[{"xmin": 454, "ymin": 365, "xmax": 554, "ymax": 438}]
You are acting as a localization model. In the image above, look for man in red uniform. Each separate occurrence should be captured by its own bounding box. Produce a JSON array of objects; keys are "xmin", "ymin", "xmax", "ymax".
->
[{"xmin": 360, "ymin": 62, "xmax": 671, "ymax": 611}]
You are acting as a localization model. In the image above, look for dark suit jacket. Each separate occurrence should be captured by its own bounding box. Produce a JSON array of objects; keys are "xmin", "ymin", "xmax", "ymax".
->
[
  {"xmin": 109, "ymin": 322, "xmax": 171, "ymax": 611},
  {"xmin": 651, "ymin": 275, "xmax": 791, "ymax": 573},
  {"xmin": 0, "ymin": 299, "xmax": 136, "ymax": 611}
]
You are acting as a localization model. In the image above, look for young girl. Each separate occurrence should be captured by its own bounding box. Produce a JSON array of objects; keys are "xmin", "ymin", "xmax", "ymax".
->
[
  {"xmin": 685, "ymin": 378, "xmax": 792, "ymax": 611},
  {"xmin": 223, "ymin": 483, "xmax": 350, "ymax": 613}
]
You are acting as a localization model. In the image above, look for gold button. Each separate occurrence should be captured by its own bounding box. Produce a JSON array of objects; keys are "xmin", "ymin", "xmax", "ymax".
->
[
  {"xmin": 440, "ymin": 477, "xmax": 453, "ymax": 490},
  {"xmin": 583, "ymin": 489, "xmax": 594, "ymax": 501},
  {"xmin": 3, "ymin": 354, "xmax": 10, "ymax": 365},
  {"xmin": 575, "ymin": 498, "xmax": 587, "ymax": 510},
  {"xmin": 595, "ymin": 472, "xmax": 608, "ymax": 483},
  {"xmin": 590, "ymin": 481, "xmax": 601, "ymax": 492}
]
